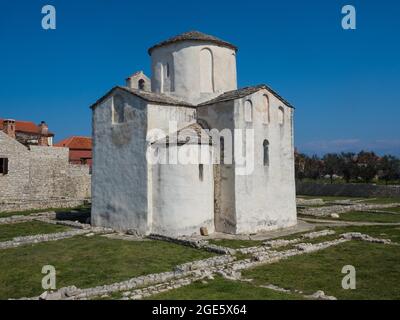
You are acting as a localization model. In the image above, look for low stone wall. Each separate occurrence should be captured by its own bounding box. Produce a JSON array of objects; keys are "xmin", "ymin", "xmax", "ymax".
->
[
  {"xmin": 0, "ymin": 198, "xmax": 89, "ymax": 213},
  {"xmin": 174, "ymin": 255, "xmax": 235, "ymax": 272},
  {"xmin": 148, "ymin": 233, "xmax": 235, "ymax": 254},
  {"xmin": 0, "ymin": 211, "xmax": 56, "ymax": 225},
  {"xmin": 0, "ymin": 229, "xmax": 91, "ymax": 249},
  {"xmin": 296, "ymin": 181, "xmax": 400, "ymax": 198},
  {"xmin": 299, "ymin": 203, "xmax": 399, "ymax": 217}
]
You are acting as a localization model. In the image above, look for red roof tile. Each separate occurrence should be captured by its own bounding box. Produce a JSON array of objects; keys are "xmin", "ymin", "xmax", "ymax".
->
[
  {"xmin": 55, "ymin": 136, "xmax": 92, "ymax": 150},
  {"xmin": 69, "ymin": 150, "xmax": 92, "ymax": 161},
  {"xmin": 0, "ymin": 118, "xmax": 54, "ymax": 135}
]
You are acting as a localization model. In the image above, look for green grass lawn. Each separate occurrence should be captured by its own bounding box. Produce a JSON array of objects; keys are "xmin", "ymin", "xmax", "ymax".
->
[
  {"xmin": 0, "ymin": 205, "xmax": 91, "ymax": 218},
  {"xmin": 297, "ymin": 195, "xmax": 366, "ymax": 201},
  {"xmin": 363, "ymin": 197, "xmax": 400, "ymax": 204},
  {"xmin": 299, "ymin": 211, "xmax": 400, "ymax": 223},
  {"xmin": 338, "ymin": 211, "xmax": 400, "ymax": 223},
  {"xmin": 243, "ymin": 241, "xmax": 400, "ymax": 300},
  {"xmin": 0, "ymin": 236, "xmax": 215, "ymax": 299},
  {"xmin": 208, "ymin": 238, "xmax": 263, "ymax": 249},
  {"xmin": 0, "ymin": 221, "xmax": 70, "ymax": 242},
  {"xmin": 148, "ymin": 276, "xmax": 304, "ymax": 300},
  {"xmin": 383, "ymin": 207, "xmax": 400, "ymax": 213},
  {"xmin": 208, "ymin": 227, "xmax": 338, "ymax": 250},
  {"xmin": 329, "ymin": 225, "xmax": 400, "ymax": 243}
]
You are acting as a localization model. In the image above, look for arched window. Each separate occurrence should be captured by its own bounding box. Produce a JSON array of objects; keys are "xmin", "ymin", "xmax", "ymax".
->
[
  {"xmin": 244, "ymin": 100, "xmax": 253, "ymax": 122},
  {"xmin": 263, "ymin": 95, "xmax": 270, "ymax": 124},
  {"xmin": 166, "ymin": 63, "xmax": 170, "ymax": 78},
  {"xmin": 138, "ymin": 79, "xmax": 145, "ymax": 90},
  {"xmin": 200, "ymin": 48, "xmax": 214, "ymax": 93},
  {"xmin": 278, "ymin": 106, "xmax": 284, "ymax": 125},
  {"xmin": 112, "ymin": 95, "xmax": 125, "ymax": 123},
  {"xmin": 263, "ymin": 140, "xmax": 269, "ymax": 166}
]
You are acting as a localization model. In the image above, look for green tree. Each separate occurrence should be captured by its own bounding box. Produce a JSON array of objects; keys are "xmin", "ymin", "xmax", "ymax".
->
[
  {"xmin": 295, "ymin": 152, "xmax": 307, "ymax": 181},
  {"xmin": 338, "ymin": 152, "xmax": 358, "ymax": 183},
  {"xmin": 357, "ymin": 151, "xmax": 379, "ymax": 183},
  {"xmin": 304, "ymin": 155, "xmax": 323, "ymax": 180},
  {"xmin": 378, "ymin": 155, "xmax": 400, "ymax": 185},
  {"xmin": 322, "ymin": 153, "xmax": 340, "ymax": 184}
]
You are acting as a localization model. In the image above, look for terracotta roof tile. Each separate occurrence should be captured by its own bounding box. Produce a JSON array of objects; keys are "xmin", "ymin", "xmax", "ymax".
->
[
  {"xmin": 69, "ymin": 150, "xmax": 92, "ymax": 161},
  {"xmin": 0, "ymin": 118, "xmax": 54, "ymax": 135},
  {"xmin": 55, "ymin": 136, "xmax": 92, "ymax": 150}
]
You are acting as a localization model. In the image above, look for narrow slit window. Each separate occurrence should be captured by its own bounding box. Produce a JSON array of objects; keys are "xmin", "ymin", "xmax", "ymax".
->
[
  {"xmin": 278, "ymin": 106, "xmax": 284, "ymax": 125},
  {"xmin": 0, "ymin": 158, "xmax": 9, "ymax": 175},
  {"xmin": 199, "ymin": 164, "xmax": 204, "ymax": 181},
  {"xmin": 220, "ymin": 137, "xmax": 225, "ymax": 165},
  {"xmin": 263, "ymin": 140, "xmax": 269, "ymax": 166}
]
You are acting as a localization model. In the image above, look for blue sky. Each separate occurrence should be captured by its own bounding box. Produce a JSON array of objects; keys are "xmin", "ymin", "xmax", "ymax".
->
[{"xmin": 0, "ymin": 0, "xmax": 399, "ymax": 155}]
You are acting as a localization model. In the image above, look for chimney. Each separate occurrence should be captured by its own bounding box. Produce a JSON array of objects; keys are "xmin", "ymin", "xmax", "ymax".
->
[
  {"xmin": 2, "ymin": 119, "xmax": 16, "ymax": 139},
  {"xmin": 38, "ymin": 121, "xmax": 49, "ymax": 146},
  {"xmin": 126, "ymin": 76, "xmax": 133, "ymax": 89}
]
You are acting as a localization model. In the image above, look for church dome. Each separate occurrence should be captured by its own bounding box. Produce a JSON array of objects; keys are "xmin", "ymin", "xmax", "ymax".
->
[{"xmin": 148, "ymin": 30, "xmax": 237, "ymax": 55}]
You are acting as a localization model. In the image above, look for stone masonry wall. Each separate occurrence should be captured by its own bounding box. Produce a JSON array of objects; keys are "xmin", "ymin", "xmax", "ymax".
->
[{"xmin": 0, "ymin": 132, "xmax": 91, "ymax": 211}]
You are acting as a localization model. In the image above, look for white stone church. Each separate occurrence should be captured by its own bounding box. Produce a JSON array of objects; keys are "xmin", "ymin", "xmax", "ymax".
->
[{"xmin": 91, "ymin": 31, "xmax": 297, "ymax": 236}]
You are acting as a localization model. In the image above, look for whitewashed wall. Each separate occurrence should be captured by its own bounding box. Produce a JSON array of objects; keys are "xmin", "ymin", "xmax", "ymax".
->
[
  {"xmin": 197, "ymin": 100, "xmax": 237, "ymax": 234},
  {"xmin": 91, "ymin": 89, "xmax": 149, "ymax": 234},
  {"xmin": 233, "ymin": 90, "xmax": 297, "ymax": 233},
  {"xmin": 150, "ymin": 41, "xmax": 237, "ymax": 104},
  {"xmin": 150, "ymin": 144, "xmax": 214, "ymax": 236}
]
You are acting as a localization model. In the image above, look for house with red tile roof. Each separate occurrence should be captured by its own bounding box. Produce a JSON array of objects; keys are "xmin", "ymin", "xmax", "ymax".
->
[
  {"xmin": 55, "ymin": 136, "xmax": 92, "ymax": 166},
  {"xmin": 0, "ymin": 118, "xmax": 54, "ymax": 146}
]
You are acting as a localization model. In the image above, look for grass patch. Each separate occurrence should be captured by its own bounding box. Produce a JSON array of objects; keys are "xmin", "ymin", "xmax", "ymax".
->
[
  {"xmin": 148, "ymin": 276, "xmax": 304, "ymax": 300},
  {"xmin": 380, "ymin": 207, "xmax": 400, "ymax": 213},
  {"xmin": 297, "ymin": 216, "xmax": 324, "ymax": 223},
  {"xmin": 243, "ymin": 241, "xmax": 400, "ymax": 300},
  {"xmin": 297, "ymin": 195, "xmax": 366, "ymax": 201},
  {"xmin": 0, "ymin": 236, "xmax": 214, "ymax": 299},
  {"xmin": 363, "ymin": 197, "xmax": 400, "ymax": 204},
  {"xmin": 338, "ymin": 211, "xmax": 400, "ymax": 223},
  {"xmin": 209, "ymin": 227, "xmax": 335, "ymax": 252},
  {"xmin": 208, "ymin": 239, "xmax": 263, "ymax": 249},
  {"xmin": 300, "ymin": 211, "xmax": 400, "ymax": 223},
  {"xmin": 0, "ymin": 221, "xmax": 70, "ymax": 242},
  {"xmin": 0, "ymin": 205, "xmax": 90, "ymax": 218},
  {"xmin": 329, "ymin": 225, "xmax": 400, "ymax": 243}
]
